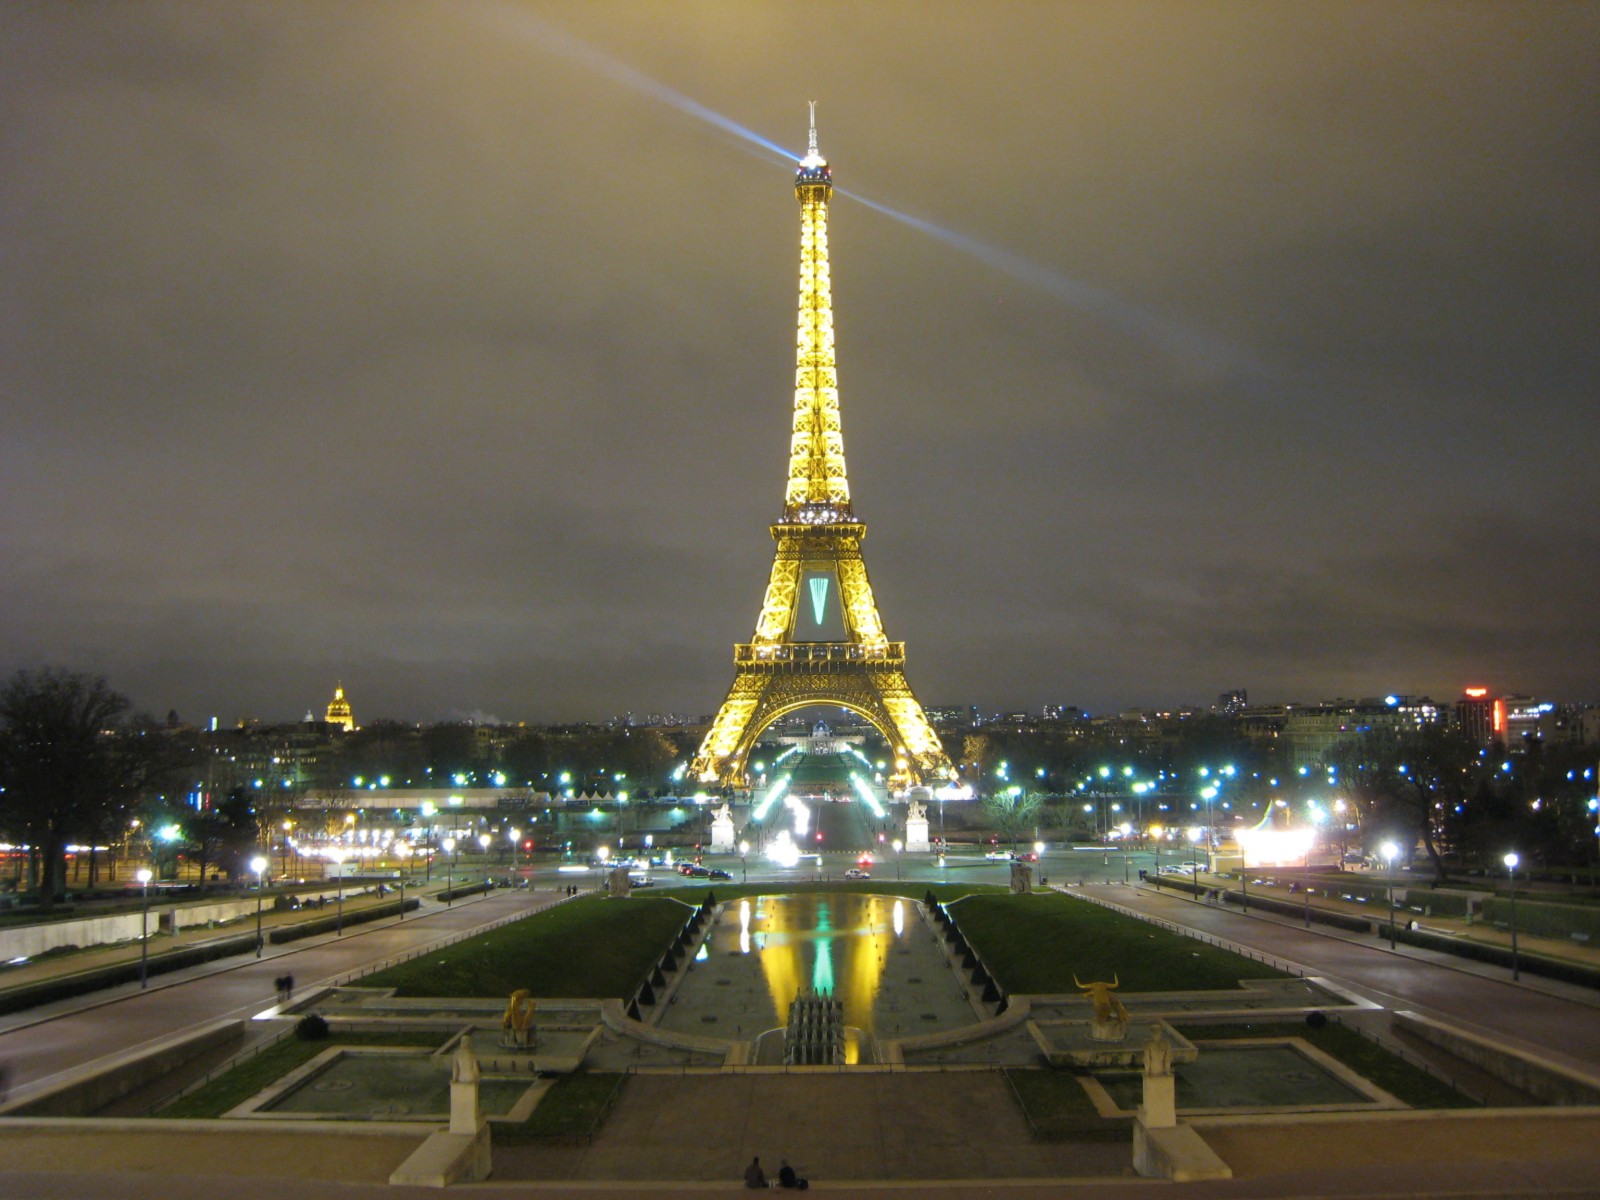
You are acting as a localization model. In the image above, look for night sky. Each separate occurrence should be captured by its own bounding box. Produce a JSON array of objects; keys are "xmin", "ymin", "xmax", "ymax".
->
[{"xmin": 3, "ymin": 2, "xmax": 1596, "ymax": 725}]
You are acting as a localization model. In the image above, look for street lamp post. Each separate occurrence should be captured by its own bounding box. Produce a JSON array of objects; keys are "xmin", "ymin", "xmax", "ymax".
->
[
  {"xmin": 443, "ymin": 837, "xmax": 456, "ymax": 906},
  {"xmin": 251, "ymin": 855, "xmax": 268, "ymax": 957},
  {"xmin": 137, "ymin": 868, "xmax": 153, "ymax": 988},
  {"xmin": 1381, "ymin": 841, "xmax": 1400, "ymax": 948},
  {"xmin": 508, "ymin": 827, "xmax": 520, "ymax": 878},
  {"xmin": 395, "ymin": 842, "xmax": 409, "ymax": 920},
  {"xmin": 893, "ymin": 838, "xmax": 903, "ymax": 880},
  {"xmin": 1504, "ymin": 851, "xmax": 1521, "ymax": 981},
  {"xmin": 329, "ymin": 849, "xmax": 346, "ymax": 936},
  {"xmin": 739, "ymin": 839, "xmax": 749, "ymax": 883},
  {"xmin": 478, "ymin": 833, "xmax": 491, "ymax": 886}
]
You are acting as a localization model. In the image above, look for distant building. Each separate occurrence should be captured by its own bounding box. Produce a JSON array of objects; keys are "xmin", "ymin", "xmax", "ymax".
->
[
  {"xmin": 1283, "ymin": 696, "xmax": 1443, "ymax": 769},
  {"xmin": 1456, "ymin": 687, "xmax": 1495, "ymax": 747},
  {"xmin": 326, "ymin": 685, "xmax": 355, "ymax": 732},
  {"xmin": 1216, "ymin": 689, "xmax": 1248, "ymax": 716}
]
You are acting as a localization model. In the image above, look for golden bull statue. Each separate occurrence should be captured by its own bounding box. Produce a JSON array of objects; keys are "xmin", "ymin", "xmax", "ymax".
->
[
  {"xmin": 1073, "ymin": 974, "xmax": 1129, "ymax": 1029},
  {"xmin": 501, "ymin": 989, "xmax": 537, "ymax": 1048}
]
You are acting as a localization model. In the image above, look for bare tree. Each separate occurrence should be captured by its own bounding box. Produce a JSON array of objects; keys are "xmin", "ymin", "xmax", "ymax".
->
[{"xmin": 0, "ymin": 669, "xmax": 169, "ymax": 906}]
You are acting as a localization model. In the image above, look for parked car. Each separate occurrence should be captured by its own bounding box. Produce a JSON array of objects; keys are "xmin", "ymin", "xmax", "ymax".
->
[
  {"xmin": 844, "ymin": 868, "xmax": 871, "ymax": 880},
  {"xmin": 707, "ymin": 869, "xmax": 732, "ymax": 880}
]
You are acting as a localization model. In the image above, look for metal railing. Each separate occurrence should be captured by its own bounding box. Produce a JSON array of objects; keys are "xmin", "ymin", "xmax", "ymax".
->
[{"xmin": 735, "ymin": 642, "xmax": 904, "ymax": 665}]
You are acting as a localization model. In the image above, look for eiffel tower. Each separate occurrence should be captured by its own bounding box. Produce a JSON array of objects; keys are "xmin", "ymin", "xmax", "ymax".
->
[{"xmin": 690, "ymin": 110, "xmax": 954, "ymax": 793}]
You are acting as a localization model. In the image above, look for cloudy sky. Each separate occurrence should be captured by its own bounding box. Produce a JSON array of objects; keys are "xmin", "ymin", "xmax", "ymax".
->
[{"xmin": 2, "ymin": 2, "xmax": 1596, "ymax": 725}]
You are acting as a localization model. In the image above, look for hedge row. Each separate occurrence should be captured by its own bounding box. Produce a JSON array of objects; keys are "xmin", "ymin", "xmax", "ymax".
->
[
  {"xmin": 435, "ymin": 882, "xmax": 493, "ymax": 903},
  {"xmin": 1387, "ymin": 923, "xmax": 1600, "ymax": 989},
  {"xmin": 1219, "ymin": 889, "xmax": 1374, "ymax": 934},
  {"xmin": 1150, "ymin": 875, "xmax": 1372, "ymax": 933},
  {"xmin": 1480, "ymin": 897, "xmax": 1600, "ymax": 943},
  {"xmin": 0, "ymin": 933, "xmax": 258, "ymax": 1016},
  {"xmin": 268, "ymin": 897, "xmax": 419, "ymax": 944}
]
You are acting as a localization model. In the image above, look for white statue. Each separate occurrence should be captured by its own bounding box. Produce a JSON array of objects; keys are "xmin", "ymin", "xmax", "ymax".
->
[
  {"xmin": 906, "ymin": 797, "xmax": 927, "ymax": 821},
  {"xmin": 1143, "ymin": 1029, "xmax": 1173, "ymax": 1077},
  {"xmin": 714, "ymin": 801, "xmax": 733, "ymax": 823}
]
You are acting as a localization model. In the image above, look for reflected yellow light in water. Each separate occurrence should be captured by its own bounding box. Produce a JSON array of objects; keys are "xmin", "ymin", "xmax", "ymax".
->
[
  {"xmin": 893, "ymin": 899, "xmax": 904, "ymax": 937},
  {"xmin": 739, "ymin": 899, "xmax": 752, "ymax": 954},
  {"xmin": 753, "ymin": 894, "xmax": 892, "ymax": 1063}
]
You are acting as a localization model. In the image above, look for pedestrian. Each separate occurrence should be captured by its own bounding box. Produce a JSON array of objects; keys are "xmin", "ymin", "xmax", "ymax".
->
[
  {"xmin": 777, "ymin": 1159, "xmax": 807, "ymax": 1189},
  {"xmin": 743, "ymin": 1156, "xmax": 767, "ymax": 1189},
  {"xmin": 283, "ymin": 973, "xmax": 294, "ymax": 1003}
]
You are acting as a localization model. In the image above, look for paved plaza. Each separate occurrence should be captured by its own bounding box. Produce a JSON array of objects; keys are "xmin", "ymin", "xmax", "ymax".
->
[{"xmin": 2, "ymin": 872, "xmax": 1600, "ymax": 1198}]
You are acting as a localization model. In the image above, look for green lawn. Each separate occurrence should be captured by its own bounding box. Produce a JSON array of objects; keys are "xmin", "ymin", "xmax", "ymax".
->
[
  {"xmin": 159, "ymin": 1030, "xmax": 441, "ymax": 1118},
  {"xmin": 494, "ymin": 1072, "xmax": 629, "ymax": 1145},
  {"xmin": 949, "ymin": 892, "xmax": 1288, "ymax": 993},
  {"xmin": 358, "ymin": 895, "xmax": 693, "ymax": 998},
  {"xmin": 1174, "ymin": 1021, "xmax": 1480, "ymax": 1109},
  {"xmin": 1003, "ymin": 1067, "xmax": 1129, "ymax": 1141}
]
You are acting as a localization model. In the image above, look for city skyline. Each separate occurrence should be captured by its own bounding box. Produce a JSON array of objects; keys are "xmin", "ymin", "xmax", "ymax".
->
[{"xmin": 3, "ymin": 3, "xmax": 1596, "ymax": 724}]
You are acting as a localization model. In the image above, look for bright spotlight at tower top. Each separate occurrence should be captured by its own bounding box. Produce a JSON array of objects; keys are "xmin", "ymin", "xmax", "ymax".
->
[{"xmin": 798, "ymin": 100, "xmax": 830, "ymax": 181}]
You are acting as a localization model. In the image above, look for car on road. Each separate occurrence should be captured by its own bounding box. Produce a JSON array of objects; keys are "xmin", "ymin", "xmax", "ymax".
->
[
  {"xmin": 844, "ymin": 867, "xmax": 871, "ymax": 879},
  {"xmin": 628, "ymin": 875, "xmax": 654, "ymax": 888},
  {"xmin": 707, "ymin": 869, "xmax": 732, "ymax": 880},
  {"xmin": 984, "ymin": 850, "xmax": 1012, "ymax": 860},
  {"xmin": 686, "ymin": 865, "xmax": 711, "ymax": 877}
]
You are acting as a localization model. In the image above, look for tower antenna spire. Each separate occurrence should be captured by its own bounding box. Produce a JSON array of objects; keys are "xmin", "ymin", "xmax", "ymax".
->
[{"xmin": 808, "ymin": 100, "xmax": 818, "ymax": 157}]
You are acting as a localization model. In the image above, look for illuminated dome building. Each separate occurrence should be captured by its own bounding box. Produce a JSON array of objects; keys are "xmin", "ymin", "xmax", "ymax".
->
[{"xmin": 325, "ymin": 684, "xmax": 355, "ymax": 732}]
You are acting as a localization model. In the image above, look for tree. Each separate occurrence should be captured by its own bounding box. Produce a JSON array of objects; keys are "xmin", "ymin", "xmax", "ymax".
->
[
  {"xmin": 983, "ymin": 786, "xmax": 1044, "ymax": 852},
  {"xmin": 1323, "ymin": 725, "xmax": 1480, "ymax": 882},
  {"xmin": 0, "ymin": 668, "xmax": 169, "ymax": 906}
]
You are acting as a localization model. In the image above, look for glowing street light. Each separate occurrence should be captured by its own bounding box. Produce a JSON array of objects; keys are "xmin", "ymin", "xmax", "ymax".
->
[
  {"xmin": 507, "ymin": 827, "xmax": 520, "ymax": 876},
  {"xmin": 443, "ymin": 837, "xmax": 456, "ymax": 906},
  {"xmin": 739, "ymin": 839, "xmax": 749, "ymax": 883},
  {"xmin": 1504, "ymin": 851, "xmax": 1521, "ymax": 981},
  {"xmin": 250, "ymin": 855, "xmax": 268, "ymax": 957},
  {"xmin": 394, "ymin": 841, "xmax": 410, "ymax": 920},
  {"xmin": 137, "ymin": 868, "xmax": 153, "ymax": 988},
  {"xmin": 892, "ymin": 838, "xmax": 903, "ymax": 880},
  {"xmin": 328, "ymin": 848, "xmax": 346, "ymax": 935},
  {"xmin": 478, "ymin": 833, "xmax": 491, "ymax": 886},
  {"xmin": 1380, "ymin": 841, "xmax": 1400, "ymax": 948}
]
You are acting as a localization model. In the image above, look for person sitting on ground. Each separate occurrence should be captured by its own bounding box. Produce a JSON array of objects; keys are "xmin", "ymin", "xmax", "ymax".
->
[
  {"xmin": 777, "ymin": 1158, "xmax": 807, "ymax": 1189},
  {"xmin": 744, "ymin": 1156, "xmax": 767, "ymax": 1189}
]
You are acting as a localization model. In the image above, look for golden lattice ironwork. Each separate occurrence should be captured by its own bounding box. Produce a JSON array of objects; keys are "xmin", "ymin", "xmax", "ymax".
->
[{"xmin": 691, "ymin": 111, "xmax": 953, "ymax": 792}]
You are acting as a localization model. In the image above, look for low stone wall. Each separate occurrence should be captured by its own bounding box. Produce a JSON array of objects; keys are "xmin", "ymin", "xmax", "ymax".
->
[
  {"xmin": 169, "ymin": 899, "xmax": 256, "ymax": 931},
  {"xmin": 3, "ymin": 1019, "xmax": 245, "ymax": 1117},
  {"xmin": 0, "ymin": 1118, "xmax": 423, "ymax": 1183},
  {"xmin": 0, "ymin": 911, "xmax": 152, "ymax": 959},
  {"xmin": 1393, "ymin": 1010, "xmax": 1600, "ymax": 1106}
]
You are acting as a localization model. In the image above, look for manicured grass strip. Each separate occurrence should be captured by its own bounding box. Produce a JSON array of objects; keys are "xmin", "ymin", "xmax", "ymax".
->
[
  {"xmin": 495, "ymin": 1072, "xmax": 628, "ymax": 1145},
  {"xmin": 159, "ymin": 1031, "xmax": 440, "ymax": 1118},
  {"xmin": 951, "ymin": 892, "xmax": 1288, "ymax": 994},
  {"xmin": 1003, "ymin": 1067, "xmax": 1129, "ymax": 1142},
  {"xmin": 358, "ymin": 895, "xmax": 692, "ymax": 999},
  {"xmin": 1174, "ymin": 1021, "xmax": 1479, "ymax": 1109}
]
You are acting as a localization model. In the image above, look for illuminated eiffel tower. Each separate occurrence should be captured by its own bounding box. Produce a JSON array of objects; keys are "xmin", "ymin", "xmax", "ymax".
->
[{"xmin": 690, "ymin": 110, "xmax": 954, "ymax": 793}]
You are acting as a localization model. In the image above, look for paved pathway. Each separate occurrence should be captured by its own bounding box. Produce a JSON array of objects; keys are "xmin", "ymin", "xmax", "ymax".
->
[
  {"xmin": 0, "ymin": 888, "xmax": 576, "ymax": 1107},
  {"xmin": 1079, "ymin": 881, "xmax": 1600, "ymax": 1076}
]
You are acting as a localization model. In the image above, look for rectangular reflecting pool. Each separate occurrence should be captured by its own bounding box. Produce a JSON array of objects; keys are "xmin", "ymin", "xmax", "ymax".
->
[
  {"xmin": 657, "ymin": 892, "xmax": 976, "ymax": 1062},
  {"xmin": 1096, "ymin": 1043, "xmax": 1375, "ymax": 1111}
]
